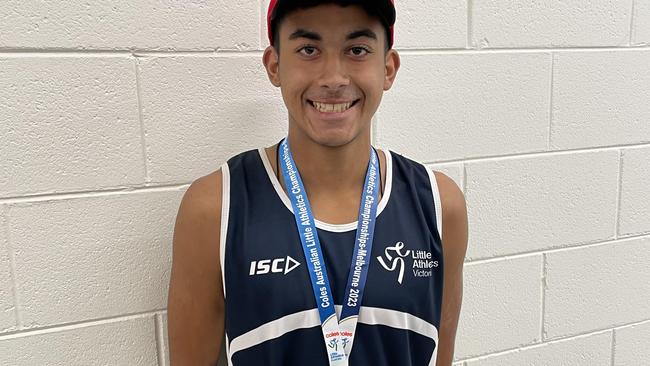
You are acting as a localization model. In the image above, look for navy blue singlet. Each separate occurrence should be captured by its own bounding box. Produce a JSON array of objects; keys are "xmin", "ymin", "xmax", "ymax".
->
[{"xmin": 219, "ymin": 145, "xmax": 444, "ymax": 366}]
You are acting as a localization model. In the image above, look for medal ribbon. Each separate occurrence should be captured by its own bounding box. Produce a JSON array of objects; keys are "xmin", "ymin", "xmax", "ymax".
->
[{"xmin": 279, "ymin": 137, "xmax": 380, "ymax": 365}]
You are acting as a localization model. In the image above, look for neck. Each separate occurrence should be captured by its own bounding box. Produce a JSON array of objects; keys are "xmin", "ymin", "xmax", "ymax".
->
[{"xmin": 285, "ymin": 132, "xmax": 372, "ymax": 195}]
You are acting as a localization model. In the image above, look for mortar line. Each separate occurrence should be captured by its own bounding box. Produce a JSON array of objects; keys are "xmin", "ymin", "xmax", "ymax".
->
[
  {"xmin": 457, "ymin": 328, "xmax": 613, "ymax": 362},
  {"xmin": 154, "ymin": 313, "xmax": 167, "ymax": 366},
  {"xmin": 615, "ymin": 150, "xmax": 623, "ymax": 239},
  {"xmin": 3, "ymin": 140, "xmax": 648, "ymax": 205},
  {"xmin": 465, "ymin": 232, "xmax": 650, "ymax": 265},
  {"xmin": 420, "ymin": 141, "xmax": 650, "ymax": 165},
  {"xmin": 466, "ymin": 0, "xmax": 473, "ymax": 49},
  {"xmin": 540, "ymin": 253, "xmax": 547, "ymax": 341},
  {"xmin": 629, "ymin": 0, "xmax": 636, "ymax": 46},
  {"xmin": 395, "ymin": 45, "xmax": 650, "ymax": 52},
  {"xmin": 610, "ymin": 328, "xmax": 616, "ymax": 366},
  {"xmin": 259, "ymin": 0, "xmax": 265, "ymax": 50},
  {"xmin": 0, "ymin": 309, "xmax": 166, "ymax": 340},
  {"xmin": 0, "ymin": 183, "xmax": 190, "ymax": 204},
  {"xmin": 134, "ymin": 55, "xmax": 150, "ymax": 184},
  {"xmin": 2, "ymin": 206, "xmax": 22, "ymax": 329},
  {"xmin": 547, "ymin": 53, "xmax": 554, "ymax": 150},
  {"xmin": 2, "ymin": 45, "xmax": 650, "ymax": 57},
  {"xmin": 457, "ymin": 320, "xmax": 650, "ymax": 363},
  {"xmin": 0, "ymin": 49, "xmax": 137, "ymax": 55},
  {"xmin": 462, "ymin": 163, "xmax": 467, "ymax": 194},
  {"xmin": 372, "ymin": 115, "xmax": 378, "ymax": 146}
]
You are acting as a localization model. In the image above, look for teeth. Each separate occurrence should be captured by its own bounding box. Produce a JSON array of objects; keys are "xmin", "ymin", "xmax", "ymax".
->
[{"xmin": 313, "ymin": 101, "xmax": 353, "ymax": 113}]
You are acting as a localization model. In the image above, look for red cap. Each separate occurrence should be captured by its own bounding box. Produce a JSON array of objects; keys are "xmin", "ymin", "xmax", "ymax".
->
[{"xmin": 267, "ymin": 0, "xmax": 396, "ymax": 48}]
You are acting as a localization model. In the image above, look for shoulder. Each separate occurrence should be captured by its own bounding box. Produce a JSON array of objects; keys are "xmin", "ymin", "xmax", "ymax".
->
[
  {"xmin": 432, "ymin": 170, "xmax": 466, "ymax": 223},
  {"xmin": 179, "ymin": 147, "xmax": 259, "ymax": 222},
  {"xmin": 431, "ymin": 170, "xmax": 468, "ymax": 257},
  {"xmin": 173, "ymin": 169, "xmax": 224, "ymax": 264},
  {"xmin": 179, "ymin": 169, "xmax": 223, "ymax": 223}
]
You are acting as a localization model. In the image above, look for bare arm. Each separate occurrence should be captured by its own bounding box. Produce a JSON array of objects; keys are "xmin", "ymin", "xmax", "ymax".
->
[
  {"xmin": 168, "ymin": 171, "xmax": 225, "ymax": 365},
  {"xmin": 433, "ymin": 171, "xmax": 469, "ymax": 366}
]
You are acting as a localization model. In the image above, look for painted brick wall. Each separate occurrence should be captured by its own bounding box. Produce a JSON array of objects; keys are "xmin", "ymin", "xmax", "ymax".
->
[{"xmin": 1, "ymin": 1, "xmax": 648, "ymax": 365}]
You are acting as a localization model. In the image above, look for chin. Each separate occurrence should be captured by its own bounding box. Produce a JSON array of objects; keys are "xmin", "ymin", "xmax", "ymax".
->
[{"xmin": 307, "ymin": 128, "xmax": 360, "ymax": 148}]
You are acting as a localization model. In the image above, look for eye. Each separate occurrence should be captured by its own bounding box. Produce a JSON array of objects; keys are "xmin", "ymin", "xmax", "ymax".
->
[
  {"xmin": 298, "ymin": 46, "xmax": 318, "ymax": 56},
  {"xmin": 349, "ymin": 46, "xmax": 371, "ymax": 57}
]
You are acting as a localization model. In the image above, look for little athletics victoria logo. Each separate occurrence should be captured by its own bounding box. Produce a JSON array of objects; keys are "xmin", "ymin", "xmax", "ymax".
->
[{"xmin": 376, "ymin": 241, "xmax": 438, "ymax": 284}]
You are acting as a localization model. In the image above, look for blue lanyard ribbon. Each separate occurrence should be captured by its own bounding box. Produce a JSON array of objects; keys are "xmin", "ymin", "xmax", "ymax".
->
[{"xmin": 279, "ymin": 137, "xmax": 380, "ymax": 364}]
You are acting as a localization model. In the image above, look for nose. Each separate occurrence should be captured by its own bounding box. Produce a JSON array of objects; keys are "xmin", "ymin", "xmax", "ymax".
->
[{"xmin": 317, "ymin": 52, "xmax": 350, "ymax": 90}]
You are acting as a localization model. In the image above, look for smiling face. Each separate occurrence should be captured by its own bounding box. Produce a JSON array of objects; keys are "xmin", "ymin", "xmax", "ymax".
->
[{"xmin": 263, "ymin": 4, "xmax": 400, "ymax": 148}]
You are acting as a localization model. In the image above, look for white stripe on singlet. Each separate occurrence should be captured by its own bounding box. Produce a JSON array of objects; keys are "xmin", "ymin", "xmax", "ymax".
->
[
  {"xmin": 220, "ymin": 162, "xmax": 231, "ymax": 299},
  {"xmin": 227, "ymin": 305, "xmax": 439, "ymax": 364}
]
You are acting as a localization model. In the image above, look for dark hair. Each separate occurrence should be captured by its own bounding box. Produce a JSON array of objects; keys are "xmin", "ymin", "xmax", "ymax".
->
[{"xmin": 270, "ymin": 0, "xmax": 392, "ymax": 54}]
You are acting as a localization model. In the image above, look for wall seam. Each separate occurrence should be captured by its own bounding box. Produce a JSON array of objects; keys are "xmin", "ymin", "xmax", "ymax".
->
[
  {"xmin": 259, "ymin": 0, "xmax": 265, "ymax": 50},
  {"xmin": 544, "ymin": 318, "xmax": 650, "ymax": 343},
  {"xmin": 466, "ymin": 0, "xmax": 473, "ymax": 49},
  {"xmin": 461, "ymin": 163, "xmax": 467, "ymax": 194},
  {"xmin": 154, "ymin": 313, "xmax": 166, "ymax": 366},
  {"xmin": 617, "ymin": 228, "xmax": 646, "ymax": 242},
  {"xmin": 465, "ymin": 232, "xmax": 650, "ymax": 264},
  {"xmin": 610, "ymin": 329, "xmax": 616, "ymax": 366},
  {"xmin": 3, "ymin": 45, "xmax": 650, "ymax": 58},
  {"xmin": 456, "ymin": 326, "xmax": 627, "ymax": 363},
  {"xmin": 540, "ymin": 253, "xmax": 548, "ymax": 341},
  {"xmin": 629, "ymin": 0, "xmax": 636, "ymax": 45},
  {"xmin": 418, "ymin": 141, "xmax": 650, "ymax": 165},
  {"xmin": 615, "ymin": 150, "xmax": 623, "ymax": 238},
  {"xmin": 389, "ymin": 45, "xmax": 650, "ymax": 53},
  {"xmin": 372, "ymin": 115, "xmax": 378, "ymax": 146},
  {"xmin": 3, "ymin": 206, "xmax": 23, "ymax": 329},
  {"xmin": 0, "ymin": 184, "xmax": 189, "ymax": 205},
  {"xmin": 547, "ymin": 53, "xmax": 555, "ymax": 150},
  {"xmin": 134, "ymin": 55, "xmax": 151, "ymax": 184},
  {"xmin": 0, "ymin": 309, "xmax": 165, "ymax": 340},
  {"xmin": 3, "ymin": 137, "xmax": 646, "ymax": 203}
]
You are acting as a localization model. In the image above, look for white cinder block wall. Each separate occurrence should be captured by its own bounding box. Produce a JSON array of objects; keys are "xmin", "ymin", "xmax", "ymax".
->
[{"xmin": 1, "ymin": 1, "xmax": 649, "ymax": 365}]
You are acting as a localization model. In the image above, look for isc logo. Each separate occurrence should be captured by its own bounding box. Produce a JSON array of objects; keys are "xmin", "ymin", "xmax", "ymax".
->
[{"xmin": 249, "ymin": 256, "xmax": 301, "ymax": 276}]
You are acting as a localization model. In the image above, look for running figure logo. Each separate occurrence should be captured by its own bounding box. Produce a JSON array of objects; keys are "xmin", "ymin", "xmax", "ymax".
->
[
  {"xmin": 376, "ymin": 241, "xmax": 410, "ymax": 284},
  {"xmin": 328, "ymin": 338, "xmax": 339, "ymax": 351}
]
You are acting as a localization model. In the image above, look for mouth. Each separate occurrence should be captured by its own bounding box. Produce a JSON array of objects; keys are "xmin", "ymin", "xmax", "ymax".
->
[{"xmin": 307, "ymin": 99, "xmax": 361, "ymax": 114}]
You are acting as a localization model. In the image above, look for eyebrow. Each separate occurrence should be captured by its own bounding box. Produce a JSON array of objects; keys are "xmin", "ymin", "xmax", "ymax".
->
[
  {"xmin": 288, "ymin": 28, "xmax": 378, "ymax": 42},
  {"xmin": 288, "ymin": 29, "xmax": 321, "ymax": 41},
  {"xmin": 346, "ymin": 29, "xmax": 378, "ymax": 41}
]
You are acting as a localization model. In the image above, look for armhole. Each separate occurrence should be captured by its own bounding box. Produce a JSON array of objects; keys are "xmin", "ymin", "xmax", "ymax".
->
[
  {"xmin": 424, "ymin": 165, "xmax": 443, "ymax": 366},
  {"xmin": 225, "ymin": 333, "xmax": 233, "ymax": 366},
  {"xmin": 425, "ymin": 167, "xmax": 443, "ymax": 242},
  {"xmin": 220, "ymin": 162, "xmax": 230, "ymax": 299}
]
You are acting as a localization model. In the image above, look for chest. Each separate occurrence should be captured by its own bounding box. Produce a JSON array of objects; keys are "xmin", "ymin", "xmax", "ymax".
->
[{"xmin": 227, "ymin": 211, "xmax": 441, "ymax": 318}]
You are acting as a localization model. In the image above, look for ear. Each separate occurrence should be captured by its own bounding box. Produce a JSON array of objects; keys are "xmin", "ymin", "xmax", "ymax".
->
[
  {"xmin": 263, "ymin": 46, "xmax": 281, "ymax": 87},
  {"xmin": 383, "ymin": 49, "xmax": 401, "ymax": 91}
]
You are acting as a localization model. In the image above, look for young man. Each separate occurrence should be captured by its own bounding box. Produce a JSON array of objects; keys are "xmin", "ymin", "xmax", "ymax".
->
[{"xmin": 167, "ymin": 1, "xmax": 468, "ymax": 365}]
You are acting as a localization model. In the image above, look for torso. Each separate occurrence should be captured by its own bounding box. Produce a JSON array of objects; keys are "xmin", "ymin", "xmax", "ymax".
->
[{"xmin": 217, "ymin": 145, "xmax": 445, "ymax": 366}]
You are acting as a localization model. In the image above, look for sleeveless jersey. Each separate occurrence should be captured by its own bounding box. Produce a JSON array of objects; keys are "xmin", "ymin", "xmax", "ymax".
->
[{"xmin": 219, "ymin": 146, "xmax": 444, "ymax": 366}]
